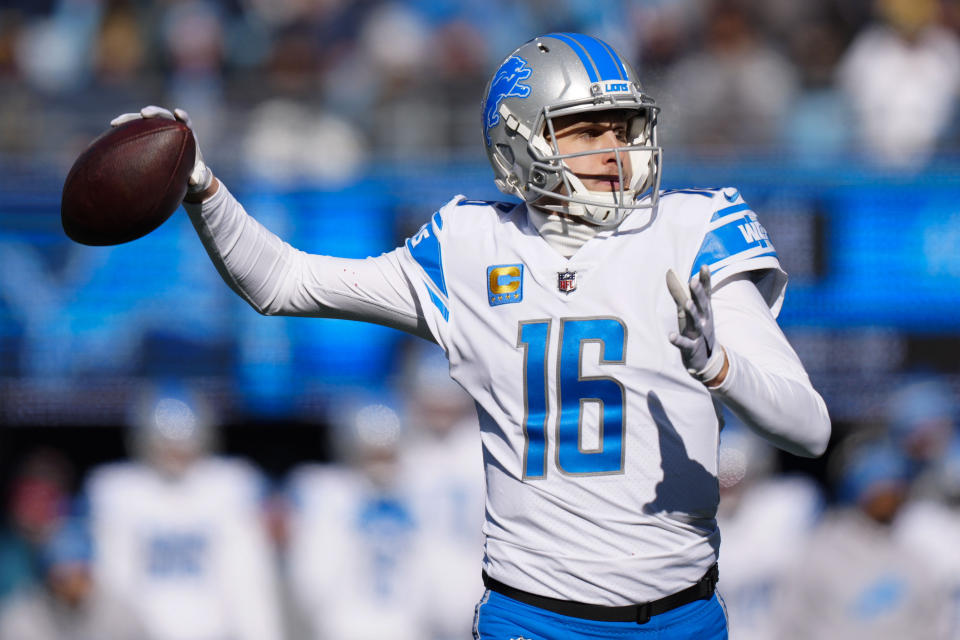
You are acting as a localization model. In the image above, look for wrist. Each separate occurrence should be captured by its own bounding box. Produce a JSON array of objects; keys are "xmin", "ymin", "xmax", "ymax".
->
[
  {"xmin": 184, "ymin": 175, "xmax": 219, "ymax": 203},
  {"xmin": 685, "ymin": 344, "xmax": 726, "ymax": 386},
  {"xmin": 703, "ymin": 346, "xmax": 729, "ymax": 388}
]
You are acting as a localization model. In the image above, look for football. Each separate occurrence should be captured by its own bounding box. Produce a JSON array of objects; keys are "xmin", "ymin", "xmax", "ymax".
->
[{"xmin": 61, "ymin": 117, "xmax": 196, "ymax": 246}]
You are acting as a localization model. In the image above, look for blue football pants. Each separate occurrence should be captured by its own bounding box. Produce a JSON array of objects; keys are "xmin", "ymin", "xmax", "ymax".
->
[{"xmin": 473, "ymin": 589, "xmax": 728, "ymax": 640}]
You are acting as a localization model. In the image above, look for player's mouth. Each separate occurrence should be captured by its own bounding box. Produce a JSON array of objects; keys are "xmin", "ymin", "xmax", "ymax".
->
[{"xmin": 582, "ymin": 174, "xmax": 626, "ymax": 192}]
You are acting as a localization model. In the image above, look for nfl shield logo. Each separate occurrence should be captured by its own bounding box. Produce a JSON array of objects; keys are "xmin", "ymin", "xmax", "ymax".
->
[{"xmin": 557, "ymin": 270, "xmax": 577, "ymax": 293}]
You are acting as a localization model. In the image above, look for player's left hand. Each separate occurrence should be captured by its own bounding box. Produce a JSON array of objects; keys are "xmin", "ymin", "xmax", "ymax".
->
[{"xmin": 666, "ymin": 265, "xmax": 727, "ymax": 386}]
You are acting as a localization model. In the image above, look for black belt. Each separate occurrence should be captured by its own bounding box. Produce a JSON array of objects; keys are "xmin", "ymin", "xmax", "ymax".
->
[{"xmin": 481, "ymin": 563, "xmax": 718, "ymax": 624}]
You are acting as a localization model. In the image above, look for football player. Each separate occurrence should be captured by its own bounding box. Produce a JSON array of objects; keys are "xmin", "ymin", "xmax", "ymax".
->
[
  {"xmin": 113, "ymin": 32, "xmax": 831, "ymax": 639},
  {"xmin": 397, "ymin": 341, "xmax": 486, "ymax": 640},
  {"xmin": 286, "ymin": 401, "xmax": 434, "ymax": 640},
  {"xmin": 84, "ymin": 383, "xmax": 285, "ymax": 640},
  {"xmin": 715, "ymin": 421, "xmax": 824, "ymax": 640}
]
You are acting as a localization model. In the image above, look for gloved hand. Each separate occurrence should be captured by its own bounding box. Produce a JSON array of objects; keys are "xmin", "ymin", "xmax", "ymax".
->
[
  {"xmin": 666, "ymin": 265, "xmax": 727, "ymax": 385},
  {"xmin": 110, "ymin": 106, "xmax": 212, "ymax": 195}
]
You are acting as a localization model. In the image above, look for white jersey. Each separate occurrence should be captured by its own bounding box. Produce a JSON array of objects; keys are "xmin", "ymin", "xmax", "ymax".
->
[
  {"xmin": 400, "ymin": 418, "xmax": 486, "ymax": 638},
  {"xmin": 894, "ymin": 500, "xmax": 960, "ymax": 638},
  {"xmin": 717, "ymin": 476, "xmax": 823, "ymax": 640},
  {"xmin": 184, "ymin": 183, "xmax": 830, "ymax": 606},
  {"xmin": 286, "ymin": 464, "xmax": 432, "ymax": 640},
  {"xmin": 85, "ymin": 458, "xmax": 284, "ymax": 640},
  {"xmin": 394, "ymin": 190, "xmax": 783, "ymax": 603}
]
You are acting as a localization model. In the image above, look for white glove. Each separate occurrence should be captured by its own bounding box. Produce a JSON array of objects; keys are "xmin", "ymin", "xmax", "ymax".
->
[
  {"xmin": 110, "ymin": 105, "xmax": 212, "ymax": 195},
  {"xmin": 666, "ymin": 265, "xmax": 726, "ymax": 385}
]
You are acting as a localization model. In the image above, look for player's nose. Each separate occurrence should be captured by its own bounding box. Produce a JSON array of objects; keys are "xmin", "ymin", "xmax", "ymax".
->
[{"xmin": 597, "ymin": 130, "xmax": 625, "ymax": 162}]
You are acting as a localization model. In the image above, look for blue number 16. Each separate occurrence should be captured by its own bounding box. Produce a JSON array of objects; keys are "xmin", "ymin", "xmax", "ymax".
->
[{"xmin": 518, "ymin": 317, "xmax": 626, "ymax": 479}]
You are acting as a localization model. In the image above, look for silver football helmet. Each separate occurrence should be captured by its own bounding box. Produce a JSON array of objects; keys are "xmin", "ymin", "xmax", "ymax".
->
[{"xmin": 482, "ymin": 33, "xmax": 662, "ymax": 227}]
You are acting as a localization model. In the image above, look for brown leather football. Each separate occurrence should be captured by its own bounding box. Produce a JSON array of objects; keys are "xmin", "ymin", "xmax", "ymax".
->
[{"xmin": 61, "ymin": 117, "xmax": 196, "ymax": 246}]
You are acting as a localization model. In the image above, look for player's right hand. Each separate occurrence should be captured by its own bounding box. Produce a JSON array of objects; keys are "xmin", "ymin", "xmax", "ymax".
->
[{"xmin": 110, "ymin": 106, "xmax": 212, "ymax": 195}]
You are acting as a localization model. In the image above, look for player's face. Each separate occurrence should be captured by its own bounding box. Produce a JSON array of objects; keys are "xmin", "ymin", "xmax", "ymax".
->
[{"xmin": 551, "ymin": 111, "xmax": 633, "ymax": 193}]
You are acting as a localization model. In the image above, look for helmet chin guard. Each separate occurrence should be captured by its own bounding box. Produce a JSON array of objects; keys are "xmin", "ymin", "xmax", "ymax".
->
[
  {"xmin": 528, "ymin": 135, "xmax": 661, "ymax": 227},
  {"xmin": 482, "ymin": 33, "xmax": 663, "ymax": 227}
]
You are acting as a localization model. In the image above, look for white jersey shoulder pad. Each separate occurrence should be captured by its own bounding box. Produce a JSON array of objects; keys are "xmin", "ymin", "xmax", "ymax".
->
[
  {"xmin": 400, "ymin": 195, "xmax": 521, "ymax": 337},
  {"xmin": 84, "ymin": 461, "xmax": 150, "ymax": 509},
  {"xmin": 660, "ymin": 187, "xmax": 788, "ymax": 315}
]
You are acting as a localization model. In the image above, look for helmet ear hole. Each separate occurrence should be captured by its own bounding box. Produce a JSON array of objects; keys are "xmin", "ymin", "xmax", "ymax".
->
[
  {"xmin": 537, "ymin": 42, "xmax": 550, "ymax": 53},
  {"xmin": 496, "ymin": 144, "xmax": 515, "ymax": 165}
]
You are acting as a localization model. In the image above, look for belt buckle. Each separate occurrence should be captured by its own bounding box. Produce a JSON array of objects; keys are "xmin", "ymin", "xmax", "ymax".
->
[{"xmin": 635, "ymin": 602, "xmax": 651, "ymax": 625}]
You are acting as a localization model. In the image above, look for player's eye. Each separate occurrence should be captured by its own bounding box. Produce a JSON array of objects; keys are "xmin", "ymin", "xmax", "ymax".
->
[{"xmin": 578, "ymin": 127, "xmax": 603, "ymax": 139}]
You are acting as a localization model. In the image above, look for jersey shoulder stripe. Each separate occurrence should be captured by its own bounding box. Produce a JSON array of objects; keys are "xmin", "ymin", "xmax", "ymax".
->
[
  {"xmin": 405, "ymin": 212, "xmax": 447, "ymax": 296},
  {"xmin": 427, "ymin": 287, "xmax": 449, "ymax": 321},
  {"xmin": 402, "ymin": 196, "xmax": 513, "ymax": 326},
  {"xmin": 404, "ymin": 209, "xmax": 451, "ymax": 321},
  {"xmin": 660, "ymin": 187, "xmax": 721, "ymax": 198},
  {"xmin": 689, "ymin": 190, "xmax": 779, "ymax": 279},
  {"xmin": 455, "ymin": 198, "xmax": 517, "ymax": 213}
]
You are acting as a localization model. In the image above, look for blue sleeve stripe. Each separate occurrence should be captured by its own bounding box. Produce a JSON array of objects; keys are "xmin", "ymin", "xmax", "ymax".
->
[
  {"xmin": 712, "ymin": 251, "xmax": 779, "ymax": 274},
  {"xmin": 405, "ymin": 219, "xmax": 447, "ymax": 297},
  {"xmin": 660, "ymin": 189, "xmax": 717, "ymax": 198},
  {"xmin": 691, "ymin": 217, "xmax": 777, "ymax": 278},
  {"xmin": 709, "ymin": 210, "xmax": 755, "ymax": 230},
  {"xmin": 432, "ymin": 210, "xmax": 443, "ymax": 230},
  {"xmin": 711, "ymin": 202, "xmax": 750, "ymax": 220},
  {"xmin": 427, "ymin": 285, "xmax": 449, "ymax": 322},
  {"xmin": 692, "ymin": 248, "xmax": 780, "ymax": 280}
]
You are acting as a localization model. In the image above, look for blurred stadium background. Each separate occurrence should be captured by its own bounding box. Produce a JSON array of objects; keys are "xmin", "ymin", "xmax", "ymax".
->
[{"xmin": 1, "ymin": 0, "xmax": 960, "ymax": 638}]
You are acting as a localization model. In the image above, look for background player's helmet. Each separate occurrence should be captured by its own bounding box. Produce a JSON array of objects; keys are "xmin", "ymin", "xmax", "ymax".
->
[
  {"xmin": 886, "ymin": 376, "xmax": 956, "ymax": 463},
  {"xmin": 330, "ymin": 397, "xmax": 405, "ymax": 488},
  {"xmin": 482, "ymin": 33, "xmax": 661, "ymax": 227},
  {"xmin": 127, "ymin": 380, "xmax": 218, "ymax": 477}
]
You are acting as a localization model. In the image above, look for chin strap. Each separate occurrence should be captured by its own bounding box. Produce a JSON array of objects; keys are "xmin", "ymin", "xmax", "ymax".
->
[{"xmin": 557, "ymin": 170, "xmax": 630, "ymax": 226}]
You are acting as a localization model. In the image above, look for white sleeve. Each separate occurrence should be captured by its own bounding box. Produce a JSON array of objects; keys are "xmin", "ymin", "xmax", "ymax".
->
[
  {"xmin": 710, "ymin": 276, "xmax": 831, "ymax": 458},
  {"xmin": 182, "ymin": 181, "xmax": 431, "ymax": 339}
]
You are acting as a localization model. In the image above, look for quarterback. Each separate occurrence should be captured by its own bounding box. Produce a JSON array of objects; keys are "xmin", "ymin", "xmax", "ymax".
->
[{"xmin": 113, "ymin": 33, "xmax": 830, "ymax": 639}]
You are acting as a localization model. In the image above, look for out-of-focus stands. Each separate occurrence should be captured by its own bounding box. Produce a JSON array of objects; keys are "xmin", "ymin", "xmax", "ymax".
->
[{"xmin": 1, "ymin": 0, "xmax": 959, "ymax": 173}]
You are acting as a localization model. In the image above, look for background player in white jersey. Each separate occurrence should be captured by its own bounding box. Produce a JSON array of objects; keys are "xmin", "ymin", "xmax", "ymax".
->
[
  {"xmin": 715, "ymin": 420, "xmax": 823, "ymax": 640},
  {"xmin": 396, "ymin": 341, "xmax": 485, "ymax": 639},
  {"xmin": 112, "ymin": 32, "xmax": 831, "ymax": 639},
  {"xmin": 892, "ymin": 377, "xmax": 960, "ymax": 638},
  {"xmin": 286, "ymin": 399, "xmax": 436, "ymax": 640},
  {"xmin": 84, "ymin": 382, "xmax": 285, "ymax": 640},
  {"xmin": 775, "ymin": 437, "xmax": 952, "ymax": 639}
]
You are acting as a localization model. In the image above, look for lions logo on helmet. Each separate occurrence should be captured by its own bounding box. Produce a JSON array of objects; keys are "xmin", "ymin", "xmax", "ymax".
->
[
  {"xmin": 481, "ymin": 33, "xmax": 663, "ymax": 228},
  {"xmin": 483, "ymin": 56, "xmax": 532, "ymax": 146}
]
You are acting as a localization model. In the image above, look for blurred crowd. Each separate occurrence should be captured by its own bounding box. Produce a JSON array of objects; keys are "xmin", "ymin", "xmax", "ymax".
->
[
  {"xmin": 1, "ymin": 343, "xmax": 960, "ymax": 639},
  {"xmin": 2, "ymin": 0, "xmax": 960, "ymax": 180}
]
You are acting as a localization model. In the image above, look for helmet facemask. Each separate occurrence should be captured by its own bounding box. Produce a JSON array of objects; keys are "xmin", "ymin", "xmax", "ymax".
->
[{"xmin": 524, "ymin": 101, "xmax": 661, "ymax": 227}]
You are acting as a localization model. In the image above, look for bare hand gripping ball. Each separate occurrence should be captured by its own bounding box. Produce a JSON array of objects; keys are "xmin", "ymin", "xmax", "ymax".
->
[{"xmin": 61, "ymin": 117, "xmax": 196, "ymax": 246}]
